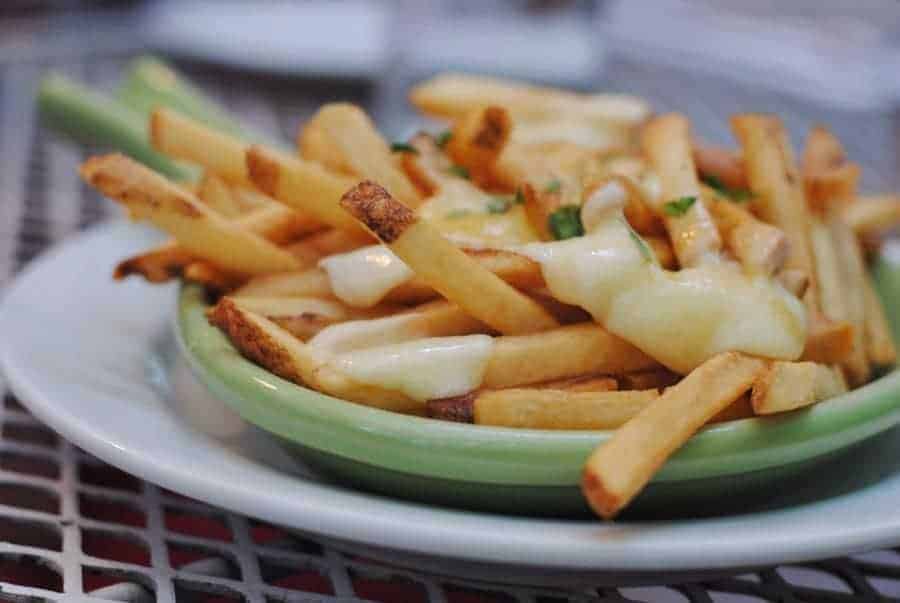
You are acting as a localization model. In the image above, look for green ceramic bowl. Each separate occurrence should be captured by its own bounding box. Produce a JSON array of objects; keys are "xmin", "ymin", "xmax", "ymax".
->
[{"xmin": 177, "ymin": 260, "xmax": 900, "ymax": 516}]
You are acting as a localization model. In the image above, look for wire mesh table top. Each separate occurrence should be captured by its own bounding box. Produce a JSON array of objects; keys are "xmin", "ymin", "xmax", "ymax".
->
[{"xmin": 2, "ymin": 37, "xmax": 900, "ymax": 603}]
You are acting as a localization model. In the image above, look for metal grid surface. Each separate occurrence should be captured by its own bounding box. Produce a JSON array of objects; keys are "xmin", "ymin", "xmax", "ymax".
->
[{"xmin": 2, "ymin": 48, "xmax": 900, "ymax": 602}]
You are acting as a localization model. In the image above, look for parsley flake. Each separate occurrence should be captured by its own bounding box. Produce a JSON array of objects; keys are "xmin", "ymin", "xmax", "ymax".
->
[
  {"xmin": 487, "ymin": 197, "xmax": 511, "ymax": 214},
  {"xmin": 548, "ymin": 205, "xmax": 584, "ymax": 240},
  {"xmin": 663, "ymin": 196, "xmax": 697, "ymax": 217},
  {"xmin": 390, "ymin": 142, "xmax": 418, "ymax": 154},
  {"xmin": 448, "ymin": 165, "xmax": 470, "ymax": 179},
  {"xmin": 544, "ymin": 179, "xmax": 562, "ymax": 193},
  {"xmin": 435, "ymin": 130, "xmax": 453, "ymax": 148}
]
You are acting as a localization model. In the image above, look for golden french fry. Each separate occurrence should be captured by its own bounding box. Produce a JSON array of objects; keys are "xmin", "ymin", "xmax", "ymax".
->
[
  {"xmin": 474, "ymin": 389, "xmax": 659, "ymax": 430},
  {"xmin": 402, "ymin": 133, "xmax": 454, "ymax": 196},
  {"xmin": 445, "ymin": 105, "xmax": 512, "ymax": 187},
  {"xmin": 861, "ymin": 274, "xmax": 897, "ymax": 368},
  {"xmin": 642, "ymin": 114, "xmax": 722, "ymax": 267},
  {"xmin": 236, "ymin": 203, "xmax": 324, "ymax": 245},
  {"xmin": 81, "ymin": 154, "xmax": 300, "ymax": 275},
  {"xmin": 831, "ymin": 217, "xmax": 873, "ymax": 385},
  {"xmin": 803, "ymin": 316, "xmax": 854, "ymax": 365},
  {"xmin": 732, "ymin": 114, "xmax": 817, "ymax": 309},
  {"xmin": 843, "ymin": 195, "xmax": 900, "ymax": 238},
  {"xmin": 751, "ymin": 361, "xmax": 847, "ymax": 415},
  {"xmin": 245, "ymin": 145, "xmax": 366, "ymax": 234},
  {"xmin": 308, "ymin": 103, "xmax": 421, "ymax": 208},
  {"xmin": 409, "ymin": 73, "xmax": 651, "ymax": 126},
  {"xmin": 284, "ymin": 229, "xmax": 370, "ymax": 268},
  {"xmin": 340, "ymin": 181, "xmax": 559, "ymax": 335},
  {"xmin": 234, "ymin": 268, "xmax": 333, "ymax": 298},
  {"xmin": 196, "ymin": 172, "xmax": 242, "ymax": 217},
  {"xmin": 150, "ymin": 108, "xmax": 251, "ymax": 185},
  {"xmin": 692, "ymin": 142, "xmax": 747, "ymax": 191},
  {"xmin": 183, "ymin": 262, "xmax": 239, "ymax": 292},
  {"xmin": 308, "ymin": 300, "xmax": 487, "ymax": 354},
  {"xmin": 582, "ymin": 352, "xmax": 765, "ymax": 518},
  {"xmin": 583, "ymin": 176, "xmax": 663, "ymax": 237},
  {"xmin": 297, "ymin": 119, "xmax": 355, "ymax": 175},
  {"xmin": 776, "ymin": 269, "xmax": 810, "ymax": 299},
  {"xmin": 704, "ymin": 187, "xmax": 789, "ymax": 275},
  {"xmin": 114, "ymin": 241, "xmax": 195, "ymax": 282},
  {"xmin": 484, "ymin": 323, "xmax": 659, "ymax": 389},
  {"xmin": 209, "ymin": 298, "xmax": 419, "ymax": 411}
]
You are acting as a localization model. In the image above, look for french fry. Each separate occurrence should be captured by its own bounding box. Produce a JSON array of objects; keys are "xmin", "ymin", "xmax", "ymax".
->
[
  {"xmin": 693, "ymin": 142, "xmax": 747, "ymax": 191},
  {"xmin": 297, "ymin": 120, "xmax": 355, "ymax": 175},
  {"xmin": 843, "ymin": 194, "xmax": 900, "ymax": 238},
  {"xmin": 150, "ymin": 108, "xmax": 251, "ymax": 185},
  {"xmin": 484, "ymin": 323, "xmax": 659, "ymax": 388},
  {"xmin": 831, "ymin": 217, "xmax": 873, "ymax": 385},
  {"xmin": 209, "ymin": 298, "xmax": 419, "ymax": 411},
  {"xmin": 803, "ymin": 316, "xmax": 854, "ymax": 365},
  {"xmin": 861, "ymin": 275, "xmax": 897, "ymax": 368},
  {"xmin": 776, "ymin": 269, "xmax": 810, "ymax": 299},
  {"xmin": 308, "ymin": 103, "xmax": 421, "ymax": 208},
  {"xmin": 582, "ymin": 176, "xmax": 663, "ymax": 237},
  {"xmin": 340, "ymin": 181, "xmax": 559, "ymax": 335},
  {"xmin": 445, "ymin": 105, "xmax": 512, "ymax": 187},
  {"xmin": 245, "ymin": 145, "xmax": 367, "ymax": 235},
  {"xmin": 704, "ymin": 187, "xmax": 789, "ymax": 275},
  {"xmin": 409, "ymin": 73, "xmax": 651, "ymax": 126},
  {"xmin": 642, "ymin": 114, "xmax": 722, "ymax": 267},
  {"xmin": 402, "ymin": 133, "xmax": 455, "ymax": 196},
  {"xmin": 308, "ymin": 300, "xmax": 487, "ymax": 354},
  {"xmin": 731, "ymin": 114, "xmax": 817, "ymax": 309},
  {"xmin": 114, "ymin": 241, "xmax": 195, "ymax": 282},
  {"xmin": 230, "ymin": 186, "xmax": 272, "ymax": 212},
  {"xmin": 802, "ymin": 125, "xmax": 860, "ymax": 213},
  {"xmin": 582, "ymin": 352, "xmax": 765, "ymax": 518},
  {"xmin": 234, "ymin": 268, "xmax": 333, "ymax": 299},
  {"xmin": 228, "ymin": 296, "xmax": 397, "ymax": 340},
  {"xmin": 196, "ymin": 172, "xmax": 242, "ymax": 217},
  {"xmin": 236, "ymin": 203, "xmax": 324, "ymax": 245},
  {"xmin": 534, "ymin": 375, "xmax": 618, "ymax": 392},
  {"xmin": 474, "ymin": 389, "xmax": 659, "ymax": 430},
  {"xmin": 183, "ymin": 262, "xmax": 239, "ymax": 292},
  {"xmin": 81, "ymin": 154, "xmax": 300, "ymax": 275},
  {"xmin": 751, "ymin": 361, "xmax": 847, "ymax": 415}
]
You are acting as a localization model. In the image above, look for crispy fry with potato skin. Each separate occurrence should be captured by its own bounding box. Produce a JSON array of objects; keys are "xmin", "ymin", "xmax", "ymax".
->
[
  {"xmin": 802, "ymin": 125, "xmax": 860, "ymax": 213},
  {"xmin": 445, "ymin": 105, "xmax": 513, "ymax": 187},
  {"xmin": 843, "ymin": 195, "xmax": 900, "ymax": 237},
  {"xmin": 340, "ymin": 181, "xmax": 559, "ymax": 334},
  {"xmin": 208, "ymin": 297, "xmax": 420, "ymax": 411},
  {"xmin": 81, "ymin": 154, "xmax": 300, "ymax": 275},
  {"xmin": 642, "ymin": 114, "xmax": 722, "ymax": 267},
  {"xmin": 582, "ymin": 352, "xmax": 765, "ymax": 518}
]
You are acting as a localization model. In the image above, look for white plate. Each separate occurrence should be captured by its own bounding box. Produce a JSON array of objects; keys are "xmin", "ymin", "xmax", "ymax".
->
[{"xmin": 3, "ymin": 222, "xmax": 900, "ymax": 586}]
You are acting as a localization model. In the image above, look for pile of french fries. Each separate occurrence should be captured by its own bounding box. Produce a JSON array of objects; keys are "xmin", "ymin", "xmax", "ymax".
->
[{"xmin": 78, "ymin": 73, "xmax": 900, "ymax": 519}]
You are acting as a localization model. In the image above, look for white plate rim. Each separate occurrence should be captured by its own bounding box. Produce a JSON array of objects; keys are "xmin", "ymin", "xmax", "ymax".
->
[{"xmin": 2, "ymin": 221, "xmax": 900, "ymax": 573}]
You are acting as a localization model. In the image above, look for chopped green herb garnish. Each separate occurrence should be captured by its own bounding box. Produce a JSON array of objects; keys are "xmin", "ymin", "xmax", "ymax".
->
[
  {"xmin": 448, "ymin": 165, "xmax": 470, "ymax": 179},
  {"xmin": 445, "ymin": 209, "xmax": 472, "ymax": 219},
  {"xmin": 544, "ymin": 179, "xmax": 562, "ymax": 194},
  {"xmin": 390, "ymin": 142, "xmax": 418, "ymax": 154},
  {"xmin": 487, "ymin": 197, "xmax": 511, "ymax": 214},
  {"xmin": 548, "ymin": 205, "xmax": 584, "ymax": 240},
  {"xmin": 514, "ymin": 189, "xmax": 526, "ymax": 204},
  {"xmin": 619, "ymin": 218, "xmax": 654, "ymax": 263},
  {"xmin": 663, "ymin": 196, "xmax": 697, "ymax": 217},
  {"xmin": 436, "ymin": 130, "xmax": 453, "ymax": 148},
  {"xmin": 701, "ymin": 175, "xmax": 752, "ymax": 202}
]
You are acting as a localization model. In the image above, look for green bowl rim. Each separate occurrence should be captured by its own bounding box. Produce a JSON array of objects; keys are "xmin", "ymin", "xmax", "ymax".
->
[{"xmin": 177, "ymin": 274, "xmax": 900, "ymax": 486}]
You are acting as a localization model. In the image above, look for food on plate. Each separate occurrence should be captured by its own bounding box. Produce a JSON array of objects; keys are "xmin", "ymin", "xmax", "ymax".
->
[{"xmin": 63, "ymin": 65, "xmax": 899, "ymax": 518}]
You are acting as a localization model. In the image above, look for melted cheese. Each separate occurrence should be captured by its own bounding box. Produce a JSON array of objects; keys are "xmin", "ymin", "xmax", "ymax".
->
[
  {"xmin": 319, "ymin": 245, "xmax": 413, "ymax": 308},
  {"xmin": 331, "ymin": 335, "xmax": 494, "ymax": 400},
  {"xmin": 418, "ymin": 180, "xmax": 538, "ymax": 248},
  {"xmin": 518, "ymin": 213, "xmax": 806, "ymax": 374}
]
